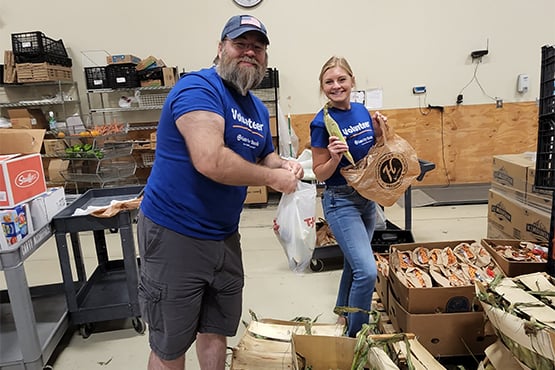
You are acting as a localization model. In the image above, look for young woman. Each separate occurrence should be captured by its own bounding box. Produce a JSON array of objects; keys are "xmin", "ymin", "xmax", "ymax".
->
[{"xmin": 310, "ymin": 56, "xmax": 386, "ymax": 337}]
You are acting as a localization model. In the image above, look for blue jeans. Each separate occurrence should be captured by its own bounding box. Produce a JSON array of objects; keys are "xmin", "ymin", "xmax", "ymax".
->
[{"xmin": 322, "ymin": 185, "xmax": 377, "ymax": 337}]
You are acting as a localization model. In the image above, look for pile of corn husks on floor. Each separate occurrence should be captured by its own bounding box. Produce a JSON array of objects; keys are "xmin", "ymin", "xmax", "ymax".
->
[
  {"xmin": 230, "ymin": 310, "xmax": 447, "ymax": 370},
  {"xmin": 475, "ymin": 272, "xmax": 555, "ymax": 370}
]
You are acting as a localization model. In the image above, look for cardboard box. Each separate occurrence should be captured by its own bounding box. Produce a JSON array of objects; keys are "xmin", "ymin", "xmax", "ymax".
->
[
  {"xmin": 0, "ymin": 153, "xmax": 47, "ymax": 208},
  {"xmin": 245, "ymin": 185, "xmax": 268, "ymax": 204},
  {"xmin": 136, "ymin": 56, "xmax": 166, "ymax": 71},
  {"xmin": 521, "ymin": 202, "xmax": 551, "ymax": 242},
  {"xmin": 493, "ymin": 177, "xmax": 552, "ymax": 213},
  {"xmin": 488, "ymin": 188, "xmax": 551, "ymax": 243},
  {"xmin": 28, "ymin": 187, "xmax": 66, "ymax": 230},
  {"xmin": 0, "ymin": 129, "xmax": 47, "ymax": 208},
  {"xmin": 106, "ymin": 54, "xmax": 141, "ymax": 65},
  {"xmin": 487, "ymin": 188, "xmax": 525, "ymax": 240},
  {"xmin": 43, "ymin": 139, "xmax": 66, "ymax": 156},
  {"xmin": 481, "ymin": 239, "xmax": 547, "ymax": 277},
  {"xmin": 47, "ymin": 159, "xmax": 69, "ymax": 184},
  {"xmin": 526, "ymin": 165, "xmax": 553, "ymax": 198},
  {"xmin": 150, "ymin": 131, "xmax": 157, "ymax": 150},
  {"xmin": 389, "ymin": 240, "xmax": 480, "ymax": 314},
  {"xmin": 162, "ymin": 67, "xmax": 177, "ymax": 87},
  {"xmin": 491, "ymin": 153, "xmax": 535, "ymax": 193},
  {"xmin": 374, "ymin": 253, "xmax": 389, "ymax": 309},
  {"xmin": 0, "ymin": 128, "xmax": 45, "ymax": 154},
  {"xmin": 291, "ymin": 334, "xmax": 361, "ymax": 370},
  {"xmin": 387, "ymin": 288, "xmax": 496, "ymax": 357},
  {"xmin": 139, "ymin": 67, "xmax": 177, "ymax": 87},
  {"xmin": 487, "ymin": 220, "xmax": 512, "ymax": 240},
  {"xmin": 0, "ymin": 203, "xmax": 32, "ymax": 248},
  {"xmin": 8, "ymin": 108, "xmax": 48, "ymax": 129},
  {"xmin": 269, "ymin": 116, "xmax": 277, "ymax": 137}
]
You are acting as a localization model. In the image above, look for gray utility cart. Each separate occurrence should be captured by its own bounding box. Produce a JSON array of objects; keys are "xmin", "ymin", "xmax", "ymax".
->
[
  {"xmin": 51, "ymin": 185, "xmax": 145, "ymax": 338},
  {"xmin": 0, "ymin": 224, "xmax": 69, "ymax": 369}
]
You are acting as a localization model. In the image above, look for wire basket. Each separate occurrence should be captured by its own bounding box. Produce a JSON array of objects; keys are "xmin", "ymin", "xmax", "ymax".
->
[
  {"xmin": 141, "ymin": 152, "xmax": 155, "ymax": 167},
  {"xmin": 137, "ymin": 93, "xmax": 168, "ymax": 107}
]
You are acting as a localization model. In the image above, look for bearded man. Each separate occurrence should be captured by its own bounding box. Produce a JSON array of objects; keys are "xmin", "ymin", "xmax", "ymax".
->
[{"xmin": 136, "ymin": 14, "xmax": 303, "ymax": 370}]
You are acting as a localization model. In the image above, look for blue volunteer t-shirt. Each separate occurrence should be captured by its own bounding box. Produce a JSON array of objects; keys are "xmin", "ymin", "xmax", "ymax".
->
[
  {"xmin": 310, "ymin": 103, "xmax": 377, "ymax": 186},
  {"xmin": 140, "ymin": 66, "xmax": 275, "ymax": 240}
]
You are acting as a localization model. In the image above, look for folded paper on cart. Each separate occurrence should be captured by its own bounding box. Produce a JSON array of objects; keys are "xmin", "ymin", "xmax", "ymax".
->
[{"xmin": 72, "ymin": 197, "xmax": 142, "ymax": 218}]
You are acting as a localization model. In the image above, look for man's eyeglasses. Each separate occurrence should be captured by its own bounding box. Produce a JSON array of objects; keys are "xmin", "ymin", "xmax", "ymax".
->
[{"xmin": 226, "ymin": 39, "xmax": 267, "ymax": 54}]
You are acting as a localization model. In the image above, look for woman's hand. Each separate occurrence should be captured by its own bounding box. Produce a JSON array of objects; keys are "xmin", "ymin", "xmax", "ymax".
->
[
  {"xmin": 372, "ymin": 111, "xmax": 388, "ymax": 139},
  {"xmin": 327, "ymin": 136, "xmax": 349, "ymax": 162}
]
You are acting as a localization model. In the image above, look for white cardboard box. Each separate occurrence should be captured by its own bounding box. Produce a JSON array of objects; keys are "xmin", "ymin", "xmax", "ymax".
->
[{"xmin": 28, "ymin": 187, "xmax": 66, "ymax": 230}]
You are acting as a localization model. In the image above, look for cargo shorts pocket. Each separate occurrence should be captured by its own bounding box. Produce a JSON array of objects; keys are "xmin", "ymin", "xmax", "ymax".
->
[{"xmin": 138, "ymin": 274, "xmax": 166, "ymax": 332}]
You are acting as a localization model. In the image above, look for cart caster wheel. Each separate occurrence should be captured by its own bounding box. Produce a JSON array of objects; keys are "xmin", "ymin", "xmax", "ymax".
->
[
  {"xmin": 310, "ymin": 259, "xmax": 324, "ymax": 272},
  {"xmin": 79, "ymin": 323, "xmax": 94, "ymax": 339},
  {"xmin": 132, "ymin": 317, "xmax": 146, "ymax": 334}
]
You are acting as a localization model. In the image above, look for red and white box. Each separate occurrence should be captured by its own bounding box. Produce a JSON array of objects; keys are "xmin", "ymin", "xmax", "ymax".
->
[{"xmin": 0, "ymin": 153, "xmax": 47, "ymax": 208}]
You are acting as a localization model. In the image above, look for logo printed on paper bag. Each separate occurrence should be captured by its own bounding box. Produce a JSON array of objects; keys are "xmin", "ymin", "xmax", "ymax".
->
[{"xmin": 375, "ymin": 153, "xmax": 408, "ymax": 190}]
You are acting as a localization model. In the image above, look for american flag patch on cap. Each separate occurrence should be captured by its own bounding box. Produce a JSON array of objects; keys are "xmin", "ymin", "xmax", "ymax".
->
[{"xmin": 240, "ymin": 15, "xmax": 262, "ymax": 29}]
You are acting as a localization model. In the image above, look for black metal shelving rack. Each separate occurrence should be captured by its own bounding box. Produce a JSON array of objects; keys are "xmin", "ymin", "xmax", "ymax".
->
[{"xmin": 534, "ymin": 45, "xmax": 555, "ymax": 276}]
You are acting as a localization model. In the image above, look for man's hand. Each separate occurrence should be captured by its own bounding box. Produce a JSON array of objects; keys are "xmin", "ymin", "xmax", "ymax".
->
[{"xmin": 282, "ymin": 159, "xmax": 304, "ymax": 179}]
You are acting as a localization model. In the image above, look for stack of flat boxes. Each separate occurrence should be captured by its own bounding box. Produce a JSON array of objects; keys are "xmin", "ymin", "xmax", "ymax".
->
[{"xmin": 488, "ymin": 153, "xmax": 552, "ymax": 242}]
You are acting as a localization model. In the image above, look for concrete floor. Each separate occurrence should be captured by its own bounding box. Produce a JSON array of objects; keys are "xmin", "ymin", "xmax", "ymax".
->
[{"xmin": 0, "ymin": 196, "xmax": 488, "ymax": 369}]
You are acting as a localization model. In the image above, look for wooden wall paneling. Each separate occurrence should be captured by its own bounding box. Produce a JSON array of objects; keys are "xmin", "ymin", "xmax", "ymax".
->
[{"xmin": 290, "ymin": 102, "xmax": 538, "ymax": 186}]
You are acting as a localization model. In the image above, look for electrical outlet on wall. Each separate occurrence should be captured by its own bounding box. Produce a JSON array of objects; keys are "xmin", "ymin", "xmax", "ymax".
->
[{"xmin": 496, "ymin": 98, "xmax": 503, "ymax": 108}]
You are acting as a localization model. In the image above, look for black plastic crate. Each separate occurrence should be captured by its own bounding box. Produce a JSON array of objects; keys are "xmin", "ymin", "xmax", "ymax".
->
[
  {"xmin": 256, "ymin": 67, "xmax": 279, "ymax": 89},
  {"xmin": 534, "ymin": 113, "xmax": 555, "ymax": 190},
  {"xmin": 539, "ymin": 45, "xmax": 555, "ymax": 116},
  {"xmin": 84, "ymin": 66, "xmax": 108, "ymax": 90},
  {"xmin": 11, "ymin": 31, "xmax": 68, "ymax": 59},
  {"xmin": 105, "ymin": 63, "xmax": 139, "ymax": 89},
  {"xmin": 14, "ymin": 53, "xmax": 72, "ymax": 67}
]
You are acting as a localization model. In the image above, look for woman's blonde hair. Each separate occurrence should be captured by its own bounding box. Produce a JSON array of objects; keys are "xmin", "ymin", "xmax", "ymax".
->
[{"xmin": 318, "ymin": 56, "xmax": 355, "ymax": 94}]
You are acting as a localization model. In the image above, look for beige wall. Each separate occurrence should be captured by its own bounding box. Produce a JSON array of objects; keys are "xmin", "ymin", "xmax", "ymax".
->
[{"xmin": 1, "ymin": 0, "xmax": 554, "ymax": 115}]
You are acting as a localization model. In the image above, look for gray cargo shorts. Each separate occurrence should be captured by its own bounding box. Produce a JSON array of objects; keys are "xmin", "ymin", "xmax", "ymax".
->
[{"xmin": 137, "ymin": 211, "xmax": 244, "ymax": 361}]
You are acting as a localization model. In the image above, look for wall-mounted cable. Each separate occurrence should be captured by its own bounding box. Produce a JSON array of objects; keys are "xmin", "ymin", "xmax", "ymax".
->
[{"xmin": 456, "ymin": 58, "xmax": 497, "ymax": 105}]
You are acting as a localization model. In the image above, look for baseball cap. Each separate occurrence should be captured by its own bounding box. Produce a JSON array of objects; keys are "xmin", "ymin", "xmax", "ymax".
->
[{"xmin": 221, "ymin": 15, "xmax": 269, "ymax": 45}]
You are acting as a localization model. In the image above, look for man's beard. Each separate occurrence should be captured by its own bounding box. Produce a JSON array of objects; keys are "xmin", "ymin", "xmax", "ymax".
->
[{"xmin": 216, "ymin": 49, "xmax": 267, "ymax": 95}]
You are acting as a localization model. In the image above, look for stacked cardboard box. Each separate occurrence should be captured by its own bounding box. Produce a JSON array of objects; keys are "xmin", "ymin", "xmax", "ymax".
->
[
  {"xmin": 488, "ymin": 153, "xmax": 552, "ymax": 242},
  {"xmin": 0, "ymin": 129, "xmax": 66, "ymax": 249},
  {"xmin": 387, "ymin": 240, "xmax": 499, "ymax": 357}
]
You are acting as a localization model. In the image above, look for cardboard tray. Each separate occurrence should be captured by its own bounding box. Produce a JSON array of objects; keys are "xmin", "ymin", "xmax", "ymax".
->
[{"xmin": 481, "ymin": 238, "xmax": 547, "ymax": 277}]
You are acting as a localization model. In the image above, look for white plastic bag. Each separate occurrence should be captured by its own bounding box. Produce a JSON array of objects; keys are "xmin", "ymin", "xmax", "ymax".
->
[{"xmin": 273, "ymin": 181, "xmax": 317, "ymax": 272}]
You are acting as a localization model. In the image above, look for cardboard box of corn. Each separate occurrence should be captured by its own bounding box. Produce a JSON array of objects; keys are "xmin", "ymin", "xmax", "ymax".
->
[
  {"xmin": 387, "ymin": 240, "xmax": 502, "ymax": 356},
  {"xmin": 230, "ymin": 311, "xmax": 447, "ymax": 369},
  {"xmin": 475, "ymin": 272, "xmax": 555, "ymax": 370}
]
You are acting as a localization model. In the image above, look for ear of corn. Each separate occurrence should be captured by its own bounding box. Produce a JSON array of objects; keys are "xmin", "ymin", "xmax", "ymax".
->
[{"xmin": 324, "ymin": 105, "xmax": 356, "ymax": 165}]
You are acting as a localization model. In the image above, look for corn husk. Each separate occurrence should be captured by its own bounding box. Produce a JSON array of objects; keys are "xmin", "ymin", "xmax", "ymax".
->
[
  {"xmin": 323, "ymin": 104, "xmax": 355, "ymax": 165},
  {"xmin": 231, "ymin": 317, "xmax": 345, "ymax": 370},
  {"xmin": 475, "ymin": 275, "xmax": 555, "ymax": 370}
]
